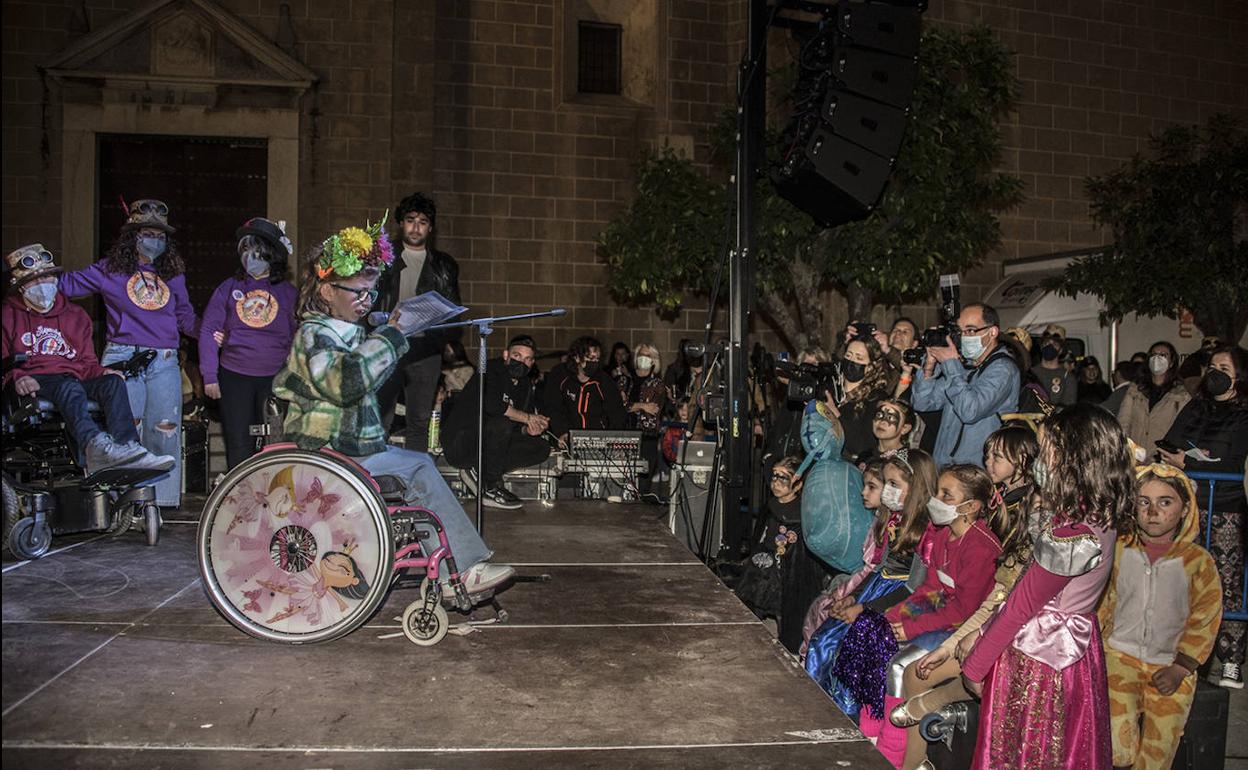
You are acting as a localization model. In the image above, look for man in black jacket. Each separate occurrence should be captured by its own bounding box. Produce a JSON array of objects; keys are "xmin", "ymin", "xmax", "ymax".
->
[
  {"xmin": 544, "ymin": 336, "xmax": 627, "ymax": 443},
  {"xmin": 376, "ymin": 192, "xmax": 462, "ymax": 451},
  {"xmin": 442, "ymin": 335, "xmax": 551, "ymax": 510}
]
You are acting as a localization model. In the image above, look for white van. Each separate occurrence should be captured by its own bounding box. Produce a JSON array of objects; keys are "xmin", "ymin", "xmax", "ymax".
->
[{"xmin": 982, "ymin": 247, "xmax": 1225, "ymax": 369}]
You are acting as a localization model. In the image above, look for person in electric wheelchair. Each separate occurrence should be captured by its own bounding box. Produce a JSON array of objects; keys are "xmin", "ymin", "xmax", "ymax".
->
[
  {"xmin": 3, "ymin": 244, "xmax": 175, "ymax": 476},
  {"xmin": 271, "ymin": 219, "xmax": 514, "ymax": 597}
]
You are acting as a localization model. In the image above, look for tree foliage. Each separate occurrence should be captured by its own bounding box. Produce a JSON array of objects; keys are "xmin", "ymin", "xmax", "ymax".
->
[
  {"xmin": 598, "ymin": 25, "xmax": 1023, "ymax": 349},
  {"xmin": 1053, "ymin": 114, "xmax": 1248, "ymax": 343}
]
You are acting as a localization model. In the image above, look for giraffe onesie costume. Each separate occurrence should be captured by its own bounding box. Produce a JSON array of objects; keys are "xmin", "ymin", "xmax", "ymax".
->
[{"xmin": 1098, "ymin": 464, "xmax": 1222, "ymax": 770}]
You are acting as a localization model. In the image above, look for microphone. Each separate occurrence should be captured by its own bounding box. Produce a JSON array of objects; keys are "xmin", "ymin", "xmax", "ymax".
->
[{"xmin": 367, "ymin": 311, "xmax": 389, "ymax": 327}]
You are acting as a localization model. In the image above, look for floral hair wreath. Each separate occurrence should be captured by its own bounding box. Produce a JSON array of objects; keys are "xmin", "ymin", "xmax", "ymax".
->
[{"xmin": 316, "ymin": 212, "xmax": 394, "ymax": 279}]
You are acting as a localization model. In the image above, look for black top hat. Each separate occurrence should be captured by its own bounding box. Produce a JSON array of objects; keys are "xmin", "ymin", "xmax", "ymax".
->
[{"xmin": 235, "ymin": 217, "xmax": 293, "ymax": 257}]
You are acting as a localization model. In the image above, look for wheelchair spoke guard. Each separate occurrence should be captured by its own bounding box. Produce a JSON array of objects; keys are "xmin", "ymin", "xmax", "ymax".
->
[{"xmin": 198, "ymin": 448, "xmax": 394, "ymax": 644}]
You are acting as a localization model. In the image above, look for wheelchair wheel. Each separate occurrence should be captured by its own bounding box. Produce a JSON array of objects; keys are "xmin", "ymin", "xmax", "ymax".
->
[
  {"xmin": 8, "ymin": 516, "xmax": 52, "ymax": 560},
  {"xmin": 919, "ymin": 711, "xmax": 948, "ymax": 743},
  {"xmin": 402, "ymin": 599, "xmax": 449, "ymax": 646},
  {"xmin": 198, "ymin": 447, "xmax": 395, "ymax": 644},
  {"xmin": 144, "ymin": 504, "xmax": 160, "ymax": 547},
  {"xmin": 2, "ymin": 473, "xmax": 21, "ymax": 549}
]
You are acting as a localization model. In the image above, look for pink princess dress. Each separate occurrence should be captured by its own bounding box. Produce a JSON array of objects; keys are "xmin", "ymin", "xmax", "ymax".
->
[{"xmin": 960, "ymin": 520, "xmax": 1117, "ymax": 770}]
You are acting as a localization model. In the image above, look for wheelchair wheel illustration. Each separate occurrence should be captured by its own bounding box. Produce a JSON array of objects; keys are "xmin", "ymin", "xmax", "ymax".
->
[{"xmin": 198, "ymin": 447, "xmax": 394, "ymax": 644}]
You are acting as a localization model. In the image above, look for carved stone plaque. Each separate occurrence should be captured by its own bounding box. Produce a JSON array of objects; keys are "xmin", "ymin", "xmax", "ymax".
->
[{"xmin": 152, "ymin": 13, "xmax": 214, "ymax": 77}]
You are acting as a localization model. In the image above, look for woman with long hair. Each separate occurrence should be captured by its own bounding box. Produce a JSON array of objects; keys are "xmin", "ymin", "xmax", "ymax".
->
[
  {"xmin": 58, "ymin": 199, "xmax": 199, "ymax": 509},
  {"xmin": 834, "ymin": 328, "xmax": 894, "ymax": 463},
  {"xmin": 1159, "ymin": 345, "xmax": 1248, "ymax": 688}
]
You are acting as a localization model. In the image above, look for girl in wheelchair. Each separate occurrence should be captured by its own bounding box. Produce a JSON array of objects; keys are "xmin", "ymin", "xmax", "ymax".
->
[{"xmin": 271, "ymin": 220, "xmax": 514, "ymax": 598}]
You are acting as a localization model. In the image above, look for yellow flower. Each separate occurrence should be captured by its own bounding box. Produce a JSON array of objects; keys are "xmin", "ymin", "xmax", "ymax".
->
[{"xmin": 338, "ymin": 227, "xmax": 373, "ymax": 256}]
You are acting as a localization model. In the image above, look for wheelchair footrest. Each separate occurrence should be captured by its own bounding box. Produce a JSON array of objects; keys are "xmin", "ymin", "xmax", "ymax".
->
[{"xmin": 82, "ymin": 466, "xmax": 169, "ymax": 488}]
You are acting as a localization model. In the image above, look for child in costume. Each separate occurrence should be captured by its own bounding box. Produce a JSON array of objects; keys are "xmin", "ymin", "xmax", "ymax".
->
[
  {"xmin": 960, "ymin": 403, "xmax": 1137, "ymax": 770},
  {"xmin": 58, "ymin": 199, "xmax": 199, "ymax": 508},
  {"xmin": 272, "ymin": 218, "xmax": 513, "ymax": 596},
  {"xmin": 1099, "ymin": 463, "xmax": 1221, "ymax": 770},
  {"xmin": 850, "ymin": 464, "xmax": 1002, "ymax": 766},
  {"xmin": 804, "ymin": 448, "xmax": 938, "ymax": 715},
  {"xmin": 200, "ymin": 217, "xmax": 298, "ymax": 469},
  {"xmin": 889, "ymin": 424, "xmax": 1039, "ymax": 770}
]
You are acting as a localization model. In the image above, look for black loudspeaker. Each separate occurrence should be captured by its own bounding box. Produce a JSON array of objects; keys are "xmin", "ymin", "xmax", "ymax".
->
[
  {"xmin": 773, "ymin": 124, "xmax": 896, "ymax": 227},
  {"xmin": 773, "ymin": 1, "xmax": 923, "ymax": 227}
]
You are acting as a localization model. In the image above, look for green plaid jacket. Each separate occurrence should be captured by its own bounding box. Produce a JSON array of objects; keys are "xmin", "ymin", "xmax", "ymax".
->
[{"xmin": 272, "ymin": 313, "xmax": 408, "ymax": 457}]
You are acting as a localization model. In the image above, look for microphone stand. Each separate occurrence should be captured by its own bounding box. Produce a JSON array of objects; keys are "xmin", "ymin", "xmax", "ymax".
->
[{"xmin": 423, "ymin": 308, "xmax": 565, "ymax": 536}]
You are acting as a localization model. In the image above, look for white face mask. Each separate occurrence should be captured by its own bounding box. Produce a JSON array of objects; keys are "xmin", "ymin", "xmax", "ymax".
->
[
  {"xmin": 926, "ymin": 497, "xmax": 968, "ymax": 526},
  {"xmin": 22, "ymin": 281, "xmax": 57, "ymax": 311},
  {"xmin": 635, "ymin": 355, "xmax": 654, "ymax": 373},
  {"xmin": 242, "ymin": 249, "xmax": 269, "ymax": 279},
  {"xmin": 880, "ymin": 484, "xmax": 906, "ymax": 512},
  {"xmin": 1148, "ymin": 354, "xmax": 1169, "ymax": 375}
]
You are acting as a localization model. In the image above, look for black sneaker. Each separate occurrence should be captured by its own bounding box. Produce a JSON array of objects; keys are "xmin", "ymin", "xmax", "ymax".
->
[{"xmin": 482, "ymin": 485, "xmax": 523, "ymax": 510}]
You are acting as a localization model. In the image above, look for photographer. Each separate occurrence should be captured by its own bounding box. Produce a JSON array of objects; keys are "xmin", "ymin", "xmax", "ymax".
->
[
  {"xmin": 908, "ymin": 303, "xmax": 1019, "ymax": 467},
  {"xmin": 763, "ymin": 347, "xmax": 828, "ymax": 466}
]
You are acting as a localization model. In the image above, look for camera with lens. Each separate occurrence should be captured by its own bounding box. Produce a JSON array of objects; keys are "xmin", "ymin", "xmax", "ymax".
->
[
  {"xmin": 849, "ymin": 321, "xmax": 876, "ymax": 340},
  {"xmin": 776, "ymin": 360, "xmax": 842, "ymax": 404},
  {"xmin": 903, "ymin": 274, "xmax": 963, "ymax": 367}
]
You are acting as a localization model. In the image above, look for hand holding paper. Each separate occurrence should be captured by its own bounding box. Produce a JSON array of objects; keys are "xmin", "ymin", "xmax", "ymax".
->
[{"xmin": 386, "ymin": 291, "xmax": 467, "ymax": 337}]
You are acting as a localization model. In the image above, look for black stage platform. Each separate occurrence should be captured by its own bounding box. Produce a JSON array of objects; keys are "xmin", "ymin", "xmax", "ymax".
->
[{"xmin": 2, "ymin": 498, "xmax": 887, "ymax": 769}]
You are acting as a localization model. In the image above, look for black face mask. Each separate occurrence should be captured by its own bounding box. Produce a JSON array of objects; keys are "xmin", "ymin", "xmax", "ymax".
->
[
  {"xmin": 840, "ymin": 358, "xmax": 866, "ymax": 383},
  {"xmin": 687, "ymin": 356, "xmax": 704, "ymax": 368},
  {"xmin": 506, "ymin": 359, "xmax": 529, "ymax": 380},
  {"xmin": 583, "ymin": 360, "xmax": 602, "ymax": 375},
  {"xmin": 1041, "ymin": 344, "xmax": 1059, "ymax": 361},
  {"xmin": 1202, "ymin": 368, "xmax": 1233, "ymax": 397}
]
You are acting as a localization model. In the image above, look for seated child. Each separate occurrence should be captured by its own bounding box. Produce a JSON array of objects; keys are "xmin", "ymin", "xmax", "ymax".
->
[
  {"xmin": 1099, "ymin": 463, "xmax": 1221, "ymax": 770},
  {"xmin": 850, "ymin": 465, "xmax": 1002, "ymax": 767},
  {"xmin": 804, "ymin": 449, "xmax": 938, "ymax": 715},
  {"xmin": 889, "ymin": 425, "xmax": 1039, "ymax": 770},
  {"xmin": 272, "ymin": 221, "xmax": 513, "ymax": 596},
  {"xmin": 735, "ymin": 456, "xmax": 803, "ymax": 622},
  {"xmin": 2, "ymin": 244, "xmax": 174, "ymax": 475}
]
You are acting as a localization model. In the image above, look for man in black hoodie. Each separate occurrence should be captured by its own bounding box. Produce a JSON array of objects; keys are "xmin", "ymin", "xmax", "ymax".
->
[
  {"xmin": 376, "ymin": 192, "xmax": 462, "ymax": 451},
  {"xmin": 544, "ymin": 336, "xmax": 627, "ymax": 444}
]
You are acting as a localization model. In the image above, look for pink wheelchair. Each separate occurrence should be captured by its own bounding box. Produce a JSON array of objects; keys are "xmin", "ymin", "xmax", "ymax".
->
[{"xmin": 198, "ymin": 443, "xmax": 496, "ymax": 646}]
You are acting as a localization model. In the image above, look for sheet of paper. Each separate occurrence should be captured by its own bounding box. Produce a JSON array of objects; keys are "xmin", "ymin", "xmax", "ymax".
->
[
  {"xmin": 394, "ymin": 291, "xmax": 467, "ymax": 335},
  {"xmin": 1185, "ymin": 447, "xmax": 1220, "ymax": 462}
]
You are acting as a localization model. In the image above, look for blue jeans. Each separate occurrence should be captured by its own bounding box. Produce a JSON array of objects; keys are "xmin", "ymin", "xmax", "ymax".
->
[
  {"xmin": 102, "ymin": 344, "xmax": 182, "ymax": 507},
  {"xmin": 358, "ymin": 445, "xmax": 492, "ymax": 574},
  {"xmin": 31, "ymin": 373, "xmax": 140, "ymax": 456}
]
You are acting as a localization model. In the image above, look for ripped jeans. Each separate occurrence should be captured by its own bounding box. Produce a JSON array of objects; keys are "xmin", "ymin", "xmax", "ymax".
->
[{"xmin": 102, "ymin": 344, "xmax": 182, "ymax": 508}]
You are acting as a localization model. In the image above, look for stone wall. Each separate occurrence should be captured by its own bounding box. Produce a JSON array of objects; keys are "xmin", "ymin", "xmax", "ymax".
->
[{"xmin": 2, "ymin": 0, "xmax": 1245, "ymax": 362}]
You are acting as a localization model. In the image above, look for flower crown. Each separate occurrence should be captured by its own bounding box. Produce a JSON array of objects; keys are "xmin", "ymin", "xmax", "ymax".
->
[{"xmin": 316, "ymin": 212, "xmax": 394, "ymax": 279}]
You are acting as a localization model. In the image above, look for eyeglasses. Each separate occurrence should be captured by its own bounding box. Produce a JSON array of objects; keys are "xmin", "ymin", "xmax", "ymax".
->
[
  {"xmin": 873, "ymin": 409, "xmax": 902, "ymax": 425},
  {"xmin": 958, "ymin": 324, "xmax": 994, "ymax": 336},
  {"xmin": 330, "ymin": 284, "xmax": 379, "ymax": 304},
  {"xmin": 16, "ymin": 250, "xmax": 54, "ymax": 270}
]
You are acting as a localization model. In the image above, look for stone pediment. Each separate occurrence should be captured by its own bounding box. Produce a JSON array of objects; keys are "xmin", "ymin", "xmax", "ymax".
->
[{"xmin": 42, "ymin": 0, "xmax": 316, "ymax": 100}]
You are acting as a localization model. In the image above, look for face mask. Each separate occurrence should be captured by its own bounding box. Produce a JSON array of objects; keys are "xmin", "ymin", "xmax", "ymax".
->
[
  {"xmin": 1148, "ymin": 355, "xmax": 1169, "ymax": 375},
  {"xmin": 506, "ymin": 359, "xmax": 529, "ymax": 380},
  {"xmin": 583, "ymin": 360, "xmax": 602, "ymax": 375},
  {"xmin": 1031, "ymin": 457, "xmax": 1049, "ymax": 490},
  {"xmin": 840, "ymin": 358, "xmax": 866, "ymax": 383},
  {"xmin": 137, "ymin": 236, "xmax": 166, "ymax": 259},
  {"xmin": 243, "ymin": 252, "xmax": 270, "ymax": 279},
  {"xmin": 22, "ymin": 282, "xmax": 57, "ymax": 311},
  {"xmin": 926, "ymin": 497, "xmax": 967, "ymax": 526},
  {"xmin": 959, "ymin": 332, "xmax": 986, "ymax": 362},
  {"xmin": 880, "ymin": 484, "xmax": 905, "ymax": 512},
  {"xmin": 1041, "ymin": 344, "xmax": 1059, "ymax": 361},
  {"xmin": 1202, "ymin": 369, "xmax": 1233, "ymax": 397},
  {"xmin": 635, "ymin": 355, "xmax": 654, "ymax": 373}
]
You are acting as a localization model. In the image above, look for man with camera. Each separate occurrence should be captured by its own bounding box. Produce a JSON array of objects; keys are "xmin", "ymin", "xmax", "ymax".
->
[{"xmin": 908, "ymin": 303, "xmax": 1019, "ymax": 467}]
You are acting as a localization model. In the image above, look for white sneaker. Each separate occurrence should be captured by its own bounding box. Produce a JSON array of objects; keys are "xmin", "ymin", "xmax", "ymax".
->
[
  {"xmin": 121, "ymin": 450, "xmax": 176, "ymax": 474},
  {"xmin": 84, "ymin": 434, "xmax": 145, "ymax": 476},
  {"xmin": 460, "ymin": 562, "xmax": 515, "ymax": 595},
  {"xmin": 1219, "ymin": 662, "xmax": 1244, "ymax": 689}
]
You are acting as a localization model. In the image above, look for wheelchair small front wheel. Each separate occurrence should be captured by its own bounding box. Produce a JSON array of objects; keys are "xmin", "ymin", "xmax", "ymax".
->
[
  {"xmin": 402, "ymin": 599, "xmax": 449, "ymax": 646},
  {"xmin": 8, "ymin": 516, "xmax": 52, "ymax": 560},
  {"xmin": 144, "ymin": 504, "xmax": 161, "ymax": 547},
  {"xmin": 919, "ymin": 712, "xmax": 949, "ymax": 743}
]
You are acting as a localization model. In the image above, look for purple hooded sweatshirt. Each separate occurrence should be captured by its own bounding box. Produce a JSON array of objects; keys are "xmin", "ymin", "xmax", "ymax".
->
[{"xmin": 58, "ymin": 260, "xmax": 199, "ymax": 348}]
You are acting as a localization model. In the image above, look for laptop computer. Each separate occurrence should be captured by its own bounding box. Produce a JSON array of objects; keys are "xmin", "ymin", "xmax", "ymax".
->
[{"xmin": 674, "ymin": 439, "xmax": 717, "ymax": 467}]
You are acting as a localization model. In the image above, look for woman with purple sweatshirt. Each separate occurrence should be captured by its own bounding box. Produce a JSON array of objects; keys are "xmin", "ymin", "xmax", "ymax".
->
[
  {"xmin": 58, "ymin": 199, "xmax": 199, "ymax": 509},
  {"xmin": 199, "ymin": 218, "xmax": 298, "ymax": 469}
]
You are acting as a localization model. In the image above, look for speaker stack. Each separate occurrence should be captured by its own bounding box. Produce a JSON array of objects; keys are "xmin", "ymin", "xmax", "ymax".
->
[{"xmin": 773, "ymin": 1, "xmax": 926, "ymax": 227}]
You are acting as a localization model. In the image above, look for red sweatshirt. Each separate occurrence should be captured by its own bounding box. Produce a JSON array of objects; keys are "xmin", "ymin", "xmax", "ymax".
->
[
  {"xmin": 2, "ymin": 293, "xmax": 109, "ymax": 386},
  {"xmin": 885, "ymin": 520, "xmax": 1002, "ymax": 639}
]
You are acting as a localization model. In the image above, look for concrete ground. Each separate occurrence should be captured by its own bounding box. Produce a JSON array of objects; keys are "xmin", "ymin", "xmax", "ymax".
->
[
  {"xmin": 1, "ymin": 497, "xmax": 887, "ymax": 769},
  {"xmin": 1229, "ymin": 685, "xmax": 1248, "ymax": 770}
]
